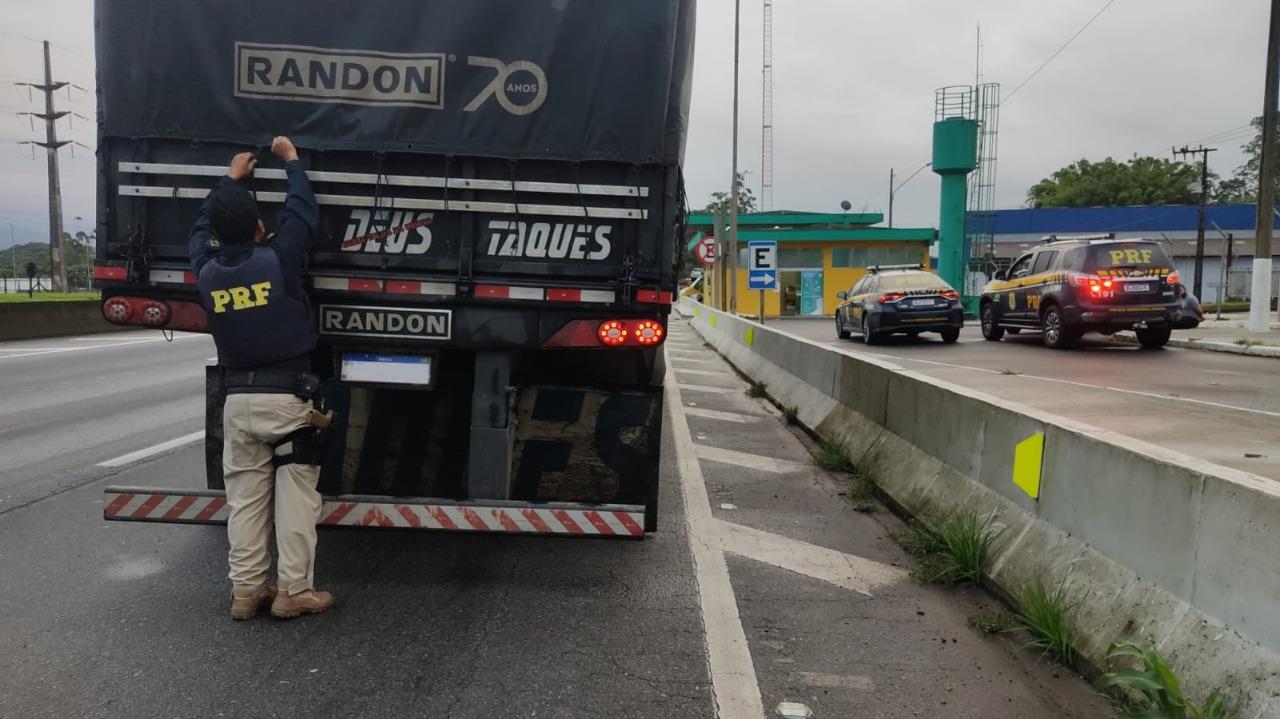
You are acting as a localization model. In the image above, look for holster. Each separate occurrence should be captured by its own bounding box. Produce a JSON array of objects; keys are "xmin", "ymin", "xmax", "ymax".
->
[{"xmin": 271, "ymin": 408, "xmax": 335, "ymax": 468}]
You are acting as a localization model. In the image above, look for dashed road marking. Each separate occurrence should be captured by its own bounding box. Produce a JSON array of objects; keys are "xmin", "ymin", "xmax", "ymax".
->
[
  {"xmin": 683, "ymin": 406, "xmax": 762, "ymax": 424},
  {"xmin": 695, "ymin": 444, "xmax": 810, "ymax": 474},
  {"xmin": 677, "ymin": 382, "xmax": 735, "ymax": 395},
  {"xmin": 98, "ymin": 431, "xmax": 205, "ymax": 468},
  {"xmin": 674, "ymin": 367, "xmax": 728, "ymax": 378}
]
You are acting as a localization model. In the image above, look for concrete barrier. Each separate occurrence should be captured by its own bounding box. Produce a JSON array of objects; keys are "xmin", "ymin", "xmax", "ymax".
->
[
  {"xmin": 0, "ymin": 300, "xmax": 126, "ymax": 341},
  {"xmin": 681, "ymin": 299, "xmax": 1280, "ymax": 715}
]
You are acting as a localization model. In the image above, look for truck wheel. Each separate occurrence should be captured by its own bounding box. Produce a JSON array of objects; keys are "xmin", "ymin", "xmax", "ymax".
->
[
  {"xmin": 1041, "ymin": 305, "xmax": 1076, "ymax": 349},
  {"xmin": 980, "ymin": 302, "xmax": 1004, "ymax": 341},
  {"xmin": 939, "ymin": 327, "xmax": 960, "ymax": 343},
  {"xmin": 1135, "ymin": 326, "xmax": 1172, "ymax": 350},
  {"xmin": 836, "ymin": 314, "xmax": 851, "ymax": 340}
]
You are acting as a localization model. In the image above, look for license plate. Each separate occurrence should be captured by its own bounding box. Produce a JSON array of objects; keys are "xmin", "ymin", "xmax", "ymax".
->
[
  {"xmin": 341, "ymin": 353, "xmax": 433, "ymax": 386},
  {"xmin": 1123, "ymin": 283, "xmax": 1151, "ymax": 293},
  {"xmin": 910, "ymin": 298, "xmax": 936, "ymax": 307}
]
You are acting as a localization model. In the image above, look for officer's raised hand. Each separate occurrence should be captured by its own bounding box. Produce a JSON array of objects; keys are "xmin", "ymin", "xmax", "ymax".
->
[
  {"xmin": 271, "ymin": 136, "xmax": 299, "ymax": 162},
  {"xmin": 227, "ymin": 152, "xmax": 256, "ymax": 181}
]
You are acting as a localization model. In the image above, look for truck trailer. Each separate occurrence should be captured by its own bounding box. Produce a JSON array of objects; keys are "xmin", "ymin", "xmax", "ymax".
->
[{"xmin": 94, "ymin": 0, "xmax": 695, "ymax": 537}]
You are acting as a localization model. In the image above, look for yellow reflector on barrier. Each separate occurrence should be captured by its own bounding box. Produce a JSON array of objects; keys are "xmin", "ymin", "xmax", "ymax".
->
[
  {"xmin": 709, "ymin": 314, "xmax": 718, "ymax": 327},
  {"xmin": 1012, "ymin": 432, "xmax": 1044, "ymax": 500},
  {"xmin": 744, "ymin": 328, "xmax": 754, "ymax": 346},
  {"xmin": 694, "ymin": 306, "xmax": 701, "ymax": 316}
]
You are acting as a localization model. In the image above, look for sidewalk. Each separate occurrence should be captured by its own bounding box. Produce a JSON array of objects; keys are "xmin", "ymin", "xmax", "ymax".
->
[{"xmin": 1117, "ymin": 312, "xmax": 1280, "ymax": 358}]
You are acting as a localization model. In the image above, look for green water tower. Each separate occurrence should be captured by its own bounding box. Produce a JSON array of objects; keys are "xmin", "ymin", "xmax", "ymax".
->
[{"xmin": 931, "ymin": 115, "xmax": 978, "ymax": 295}]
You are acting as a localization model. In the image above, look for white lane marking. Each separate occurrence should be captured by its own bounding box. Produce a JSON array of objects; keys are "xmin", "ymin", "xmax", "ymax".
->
[
  {"xmin": 666, "ymin": 371, "xmax": 767, "ymax": 719},
  {"xmin": 674, "ymin": 367, "xmax": 728, "ymax": 378},
  {"xmin": 713, "ymin": 518, "xmax": 907, "ymax": 596},
  {"xmin": 857, "ymin": 350, "xmax": 1280, "ymax": 420},
  {"xmin": 695, "ymin": 445, "xmax": 810, "ymax": 474},
  {"xmin": 97, "ymin": 431, "xmax": 205, "ymax": 468},
  {"xmin": 671, "ymin": 356, "xmax": 715, "ymax": 364},
  {"xmin": 683, "ymin": 406, "xmax": 762, "ymax": 424},
  {"xmin": 677, "ymin": 382, "xmax": 735, "ymax": 395},
  {"xmin": 0, "ymin": 334, "xmax": 206, "ymax": 361}
]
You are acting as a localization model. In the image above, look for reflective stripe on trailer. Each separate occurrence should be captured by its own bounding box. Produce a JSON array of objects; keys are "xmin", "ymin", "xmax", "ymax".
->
[
  {"xmin": 148, "ymin": 269, "xmax": 197, "ymax": 285},
  {"xmin": 103, "ymin": 487, "xmax": 646, "ymax": 538},
  {"xmin": 475, "ymin": 284, "xmax": 616, "ymax": 304}
]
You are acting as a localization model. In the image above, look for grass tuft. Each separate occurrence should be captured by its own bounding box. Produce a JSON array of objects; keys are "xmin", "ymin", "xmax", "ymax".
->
[
  {"xmin": 817, "ymin": 440, "xmax": 854, "ymax": 473},
  {"xmin": 746, "ymin": 379, "xmax": 769, "ymax": 398},
  {"xmin": 1000, "ymin": 368, "xmax": 1020, "ymax": 376},
  {"xmin": 899, "ymin": 511, "xmax": 1002, "ymax": 585},
  {"xmin": 783, "ymin": 405, "xmax": 800, "ymax": 425},
  {"xmin": 1016, "ymin": 579, "xmax": 1077, "ymax": 665},
  {"xmin": 1097, "ymin": 642, "xmax": 1230, "ymax": 719},
  {"xmin": 847, "ymin": 469, "xmax": 877, "ymax": 513}
]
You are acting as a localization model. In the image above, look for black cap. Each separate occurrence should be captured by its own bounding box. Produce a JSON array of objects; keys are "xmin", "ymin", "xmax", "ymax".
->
[{"xmin": 207, "ymin": 182, "xmax": 260, "ymax": 245}]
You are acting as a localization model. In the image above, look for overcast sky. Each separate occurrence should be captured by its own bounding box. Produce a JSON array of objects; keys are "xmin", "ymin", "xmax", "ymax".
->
[{"xmin": 0, "ymin": 0, "xmax": 1273, "ymax": 251}]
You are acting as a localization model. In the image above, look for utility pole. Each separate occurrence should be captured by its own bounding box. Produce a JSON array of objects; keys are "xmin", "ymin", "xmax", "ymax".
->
[
  {"xmin": 1252, "ymin": 0, "xmax": 1280, "ymax": 332},
  {"xmin": 1173, "ymin": 145, "xmax": 1217, "ymax": 298},
  {"xmin": 888, "ymin": 168, "xmax": 895, "ymax": 228},
  {"xmin": 728, "ymin": 0, "xmax": 742, "ymax": 315},
  {"xmin": 18, "ymin": 41, "xmax": 71, "ymax": 293}
]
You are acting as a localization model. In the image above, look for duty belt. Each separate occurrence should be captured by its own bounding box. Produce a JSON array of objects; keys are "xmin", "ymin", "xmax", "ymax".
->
[{"xmin": 223, "ymin": 369, "xmax": 321, "ymax": 400}]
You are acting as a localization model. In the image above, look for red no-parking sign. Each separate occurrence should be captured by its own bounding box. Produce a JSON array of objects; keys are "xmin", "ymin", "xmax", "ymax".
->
[{"xmin": 695, "ymin": 236, "xmax": 717, "ymax": 265}]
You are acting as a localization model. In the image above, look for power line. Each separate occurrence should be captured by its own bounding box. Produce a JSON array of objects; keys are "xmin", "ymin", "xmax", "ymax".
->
[{"xmin": 1005, "ymin": 0, "xmax": 1119, "ymax": 103}]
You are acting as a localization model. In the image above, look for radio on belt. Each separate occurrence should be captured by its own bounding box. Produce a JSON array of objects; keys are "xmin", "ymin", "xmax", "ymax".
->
[{"xmin": 340, "ymin": 352, "xmax": 434, "ymax": 387}]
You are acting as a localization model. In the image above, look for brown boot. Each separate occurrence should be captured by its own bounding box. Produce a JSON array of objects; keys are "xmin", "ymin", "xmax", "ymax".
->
[
  {"xmin": 230, "ymin": 583, "xmax": 277, "ymax": 621},
  {"xmin": 271, "ymin": 589, "xmax": 335, "ymax": 619}
]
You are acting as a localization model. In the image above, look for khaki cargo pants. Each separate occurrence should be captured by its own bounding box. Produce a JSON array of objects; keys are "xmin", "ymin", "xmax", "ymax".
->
[{"xmin": 222, "ymin": 393, "xmax": 322, "ymax": 598}]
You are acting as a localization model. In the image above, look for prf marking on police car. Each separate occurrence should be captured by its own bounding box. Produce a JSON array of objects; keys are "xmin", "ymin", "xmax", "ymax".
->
[
  {"xmin": 319, "ymin": 305, "xmax": 452, "ymax": 340},
  {"xmin": 235, "ymin": 43, "xmax": 445, "ymax": 108}
]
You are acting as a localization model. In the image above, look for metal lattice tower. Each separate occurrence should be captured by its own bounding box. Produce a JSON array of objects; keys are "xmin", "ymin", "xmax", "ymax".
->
[
  {"xmin": 965, "ymin": 83, "xmax": 1001, "ymax": 293},
  {"xmin": 761, "ymin": 0, "xmax": 774, "ymax": 211}
]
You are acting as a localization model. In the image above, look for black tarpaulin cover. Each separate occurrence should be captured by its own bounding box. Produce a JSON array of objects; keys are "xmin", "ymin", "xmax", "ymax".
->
[{"xmin": 96, "ymin": 0, "xmax": 695, "ymax": 164}]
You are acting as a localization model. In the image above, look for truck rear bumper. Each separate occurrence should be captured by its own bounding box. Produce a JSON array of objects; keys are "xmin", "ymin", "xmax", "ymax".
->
[{"xmin": 104, "ymin": 486, "xmax": 647, "ymax": 538}]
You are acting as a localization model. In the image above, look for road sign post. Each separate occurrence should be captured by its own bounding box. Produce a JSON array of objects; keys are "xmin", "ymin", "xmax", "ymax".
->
[{"xmin": 747, "ymin": 240, "xmax": 778, "ymax": 323}]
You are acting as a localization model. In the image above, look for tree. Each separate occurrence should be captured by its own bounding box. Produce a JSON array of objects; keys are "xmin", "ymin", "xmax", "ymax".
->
[
  {"xmin": 1213, "ymin": 115, "xmax": 1280, "ymax": 204},
  {"xmin": 700, "ymin": 172, "xmax": 757, "ymax": 215},
  {"xmin": 1026, "ymin": 157, "xmax": 1202, "ymax": 208}
]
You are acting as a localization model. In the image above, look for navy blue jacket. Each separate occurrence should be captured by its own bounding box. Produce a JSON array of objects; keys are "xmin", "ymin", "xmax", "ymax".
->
[{"xmin": 189, "ymin": 160, "xmax": 319, "ymax": 371}]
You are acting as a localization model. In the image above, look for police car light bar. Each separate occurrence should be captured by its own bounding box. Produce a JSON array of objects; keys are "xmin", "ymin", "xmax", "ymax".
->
[
  {"xmin": 118, "ymin": 162, "xmax": 650, "ymax": 198},
  {"xmin": 867, "ymin": 263, "xmax": 924, "ymax": 273}
]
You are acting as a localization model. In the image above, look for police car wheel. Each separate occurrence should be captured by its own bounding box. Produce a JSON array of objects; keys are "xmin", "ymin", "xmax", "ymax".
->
[
  {"xmin": 1135, "ymin": 326, "xmax": 1171, "ymax": 350},
  {"xmin": 863, "ymin": 318, "xmax": 883, "ymax": 345},
  {"xmin": 1041, "ymin": 305, "xmax": 1076, "ymax": 349},
  {"xmin": 836, "ymin": 315, "xmax": 851, "ymax": 340},
  {"xmin": 980, "ymin": 302, "xmax": 1004, "ymax": 341},
  {"xmin": 939, "ymin": 327, "xmax": 960, "ymax": 343}
]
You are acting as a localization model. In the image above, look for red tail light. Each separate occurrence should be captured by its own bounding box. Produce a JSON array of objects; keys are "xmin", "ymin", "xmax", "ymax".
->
[
  {"xmin": 137, "ymin": 300, "xmax": 171, "ymax": 327},
  {"xmin": 544, "ymin": 319, "xmax": 667, "ymax": 348},
  {"xmin": 877, "ymin": 292, "xmax": 904, "ymax": 304},
  {"xmin": 634, "ymin": 320, "xmax": 665, "ymax": 345},
  {"xmin": 1068, "ymin": 273, "xmax": 1096, "ymax": 287},
  {"xmin": 940, "ymin": 289, "xmax": 960, "ymax": 300},
  {"xmin": 1166, "ymin": 270, "xmax": 1181, "ymax": 286},
  {"xmin": 598, "ymin": 320, "xmax": 628, "ymax": 346},
  {"xmin": 102, "ymin": 296, "xmax": 133, "ymax": 324}
]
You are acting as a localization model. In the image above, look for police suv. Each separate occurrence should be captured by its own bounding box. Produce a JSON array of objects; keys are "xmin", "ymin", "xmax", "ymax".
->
[
  {"xmin": 835, "ymin": 265, "xmax": 964, "ymax": 344},
  {"xmin": 979, "ymin": 236, "xmax": 1181, "ymax": 350}
]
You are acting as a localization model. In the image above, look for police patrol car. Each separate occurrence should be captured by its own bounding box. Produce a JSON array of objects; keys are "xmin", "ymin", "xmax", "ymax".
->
[
  {"xmin": 979, "ymin": 236, "xmax": 1181, "ymax": 350},
  {"xmin": 835, "ymin": 265, "xmax": 964, "ymax": 344}
]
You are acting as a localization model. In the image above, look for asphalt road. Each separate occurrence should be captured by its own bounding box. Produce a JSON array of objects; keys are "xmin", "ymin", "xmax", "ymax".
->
[
  {"xmin": 772, "ymin": 318, "xmax": 1280, "ymax": 481},
  {"xmin": 0, "ymin": 325, "xmax": 1112, "ymax": 717}
]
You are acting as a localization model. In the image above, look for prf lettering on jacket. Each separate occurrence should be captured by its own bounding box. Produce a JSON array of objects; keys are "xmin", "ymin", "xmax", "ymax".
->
[{"xmin": 209, "ymin": 281, "xmax": 272, "ymax": 313}]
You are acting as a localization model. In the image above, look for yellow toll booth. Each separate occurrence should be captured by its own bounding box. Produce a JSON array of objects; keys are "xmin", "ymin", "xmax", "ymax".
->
[{"xmin": 686, "ymin": 211, "xmax": 937, "ymax": 317}]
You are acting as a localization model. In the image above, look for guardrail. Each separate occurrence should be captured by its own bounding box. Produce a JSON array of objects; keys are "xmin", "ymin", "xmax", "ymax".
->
[{"xmin": 680, "ymin": 298, "xmax": 1278, "ymax": 714}]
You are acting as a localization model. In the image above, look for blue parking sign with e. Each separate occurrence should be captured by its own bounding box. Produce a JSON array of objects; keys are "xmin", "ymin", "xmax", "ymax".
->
[{"xmin": 747, "ymin": 241, "xmax": 778, "ymax": 291}]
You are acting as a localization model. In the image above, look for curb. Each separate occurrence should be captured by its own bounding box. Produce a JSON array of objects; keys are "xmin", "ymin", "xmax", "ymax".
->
[{"xmin": 1114, "ymin": 331, "xmax": 1280, "ymax": 359}]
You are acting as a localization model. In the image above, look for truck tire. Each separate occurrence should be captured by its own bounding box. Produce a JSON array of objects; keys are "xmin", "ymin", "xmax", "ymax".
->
[
  {"xmin": 1135, "ymin": 326, "xmax": 1171, "ymax": 350},
  {"xmin": 980, "ymin": 302, "xmax": 1004, "ymax": 341},
  {"xmin": 1041, "ymin": 305, "xmax": 1076, "ymax": 349}
]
